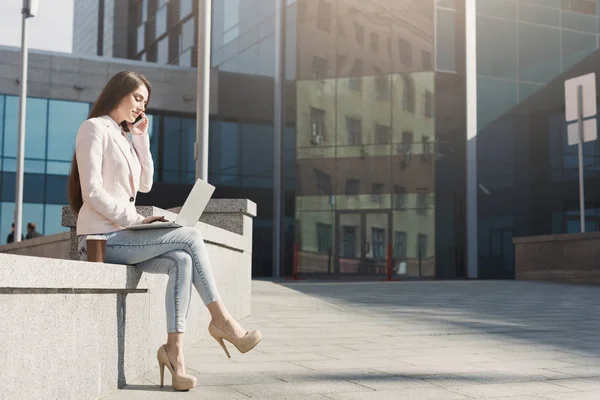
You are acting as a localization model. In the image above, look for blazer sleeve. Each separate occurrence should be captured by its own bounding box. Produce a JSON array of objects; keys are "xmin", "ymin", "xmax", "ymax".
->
[
  {"xmin": 76, "ymin": 120, "xmax": 145, "ymax": 226},
  {"xmin": 131, "ymin": 133, "xmax": 154, "ymax": 193}
]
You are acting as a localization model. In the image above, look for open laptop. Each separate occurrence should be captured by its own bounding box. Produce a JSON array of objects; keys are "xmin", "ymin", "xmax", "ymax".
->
[{"xmin": 126, "ymin": 178, "xmax": 215, "ymax": 230}]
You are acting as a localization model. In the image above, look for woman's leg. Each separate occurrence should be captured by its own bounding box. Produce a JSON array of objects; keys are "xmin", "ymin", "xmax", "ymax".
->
[
  {"xmin": 105, "ymin": 227, "xmax": 248, "ymax": 336},
  {"xmin": 135, "ymin": 250, "xmax": 194, "ymax": 375}
]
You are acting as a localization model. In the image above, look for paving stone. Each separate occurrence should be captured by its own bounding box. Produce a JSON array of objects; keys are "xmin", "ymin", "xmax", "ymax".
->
[{"xmin": 102, "ymin": 280, "xmax": 600, "ymax": 400}]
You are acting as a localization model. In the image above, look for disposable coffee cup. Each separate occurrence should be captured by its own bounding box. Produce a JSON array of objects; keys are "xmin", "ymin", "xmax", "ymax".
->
[{"xmin": 86, "ymin": 235, "xmax": 107, "ymax": 262}]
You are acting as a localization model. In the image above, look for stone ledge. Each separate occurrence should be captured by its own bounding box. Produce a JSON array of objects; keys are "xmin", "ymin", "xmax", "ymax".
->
[
  {"xmin": 61, "ymin": 198, "xmax": 257, "ymax": 236},
  {"xmin": 0, "ymin": 252, "xmax": 149, "ymax": 290},
  {"xmin": 0, "ymin": 231, "xmax": 70, "ymax": 251},
  {"xmin": 513, "ymin": 231, "xmax": 600, "ymax": 244}
]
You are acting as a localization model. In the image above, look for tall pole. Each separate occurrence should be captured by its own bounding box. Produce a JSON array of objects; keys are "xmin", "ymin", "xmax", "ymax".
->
[
  {"xmin": 14, "ymin": 1, "xmax": 36, "ymax": 243},
  {"xmin": 577, "ymin": 84, "xmax": 585, "ymax": 232},
  {"xmin": 273, "ymin": 0, "xmax": 285, "ymax": 278},
  {"xmin": 195, "ymin": 0, "xmax": 211, "ymax": 181},
  {"xmin": 465, "ymin": 0, "xmax": 478, "ymax": 278}
]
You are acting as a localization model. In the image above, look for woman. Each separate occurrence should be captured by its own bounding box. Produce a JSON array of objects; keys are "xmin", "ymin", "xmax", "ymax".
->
[{"xmin": 68, "ymin": 71, "xmax": 261, "ymax": 391}]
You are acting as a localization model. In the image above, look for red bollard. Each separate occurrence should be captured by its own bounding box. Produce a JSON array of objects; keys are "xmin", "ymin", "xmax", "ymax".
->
[{"xmin": 386, "ymin": 242, "xmax": 393, "ymax": 281}]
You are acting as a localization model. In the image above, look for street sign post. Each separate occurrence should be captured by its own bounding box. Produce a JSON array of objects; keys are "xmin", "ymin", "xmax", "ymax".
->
[{"xmin": 565, "ymin": 73, "xmax": 597, "ymax": 233}]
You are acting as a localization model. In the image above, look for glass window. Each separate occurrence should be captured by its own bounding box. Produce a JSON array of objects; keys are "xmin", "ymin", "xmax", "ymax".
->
[
  {"xmin": 561, "ymin": 10, "xmax": 596, "ymax": 33},
  {"xmin": 477, "ymin": 0, "xmax": 517, "ymax": 19},
  {"xmin": 394, "ymin": 231, "xmax": 407, "ymax": 260},
  {"xmin": 310, "ymin": 108, "xmax": 327, "ymax": 143},
  {"xmin": 312, "ymin": 56, "xmax": 328, "ymax": 80},
  {"xmin": 4, "ymin": 97, "xmax": 48, "ymax": 159},
  {"xmin": 156, "ymin": 5, "xmax": 167, "ymax": 37},
  {"xmin": 210, "ymin": 121, "xmax": 239, "ymax": 185},
  {"xmin": 345, "ymin": 179, "xmax": 360, "ymax": 195},
  {"xmin": 1, "ymin": 202, "xmax": 16, "ymax": 243},
  {"xmin": 397, "ymin": 38, "xmax": 412, "ymax": 66},
  {"xmin": 180, "ymin": 118, "xmax": 196, "ymax": 181},
  {"xmin": 25, "ymin": 98, "xmax": 48, "ymax": 160},
  {"xmin": 44, "ymin": 204, "xmax": 69, "ymax": 235},
  {"xmin": 417, "ymin": 233, "xmax": 429, "ymax": 259},
  {"xmin": 349, "ymin": 58, "xmax": 363, "ymax": 91},
  {"xmin": 45, "ymin": 175, "xmax": 68, "ymax": 204},
  {"xmin": 417, "ymin": 193, "xmax": 429, "ymax": 215},
  {"xmin": 371, "ymin": 183, "xmax": 384, "ymax": 203},
  {"xmin": 157, "ymin": 37, "xmax": 169, "ymax": 64},
  {"xmin": 0, "ymin": 96, "xmax": 4, "ymax": 153},
  {"xmin": 342, "ymin": 226, "xmax": 358, "ymax": 258},
  {"xmin": 375, "ymin": 74, "xmax": 390, "ymax": 101},
  {"xmin": 355, "ymin": 22, "xmax": 364, "ymax": 45},
  {"xmin": 561, "ymin": 30, "xmax": 597, "ymax": 72},
  {"xmin": 137, "ymin": 24, "xmax": 145, "ymax": 53},
  {"xmin": 370, "ymin": 33, "xmax": 379, "ymax": 52},
  {"xmin": 402, "ymin": 76, "xmax": 415, "ymax": 113},
  {"xmin": 22, "ymin": 203, "xmax": 44, "ymax": 234},
  {"xmin": 561, "ymin": 0, "xmax": 595, "ymax": 15},
  {"xmin": 162, "ymin": 116, "xmax": 182, "ymax": 183},
  {"xmin": 240, "ymin": 124, "xmax": 274, "ymax": 188},
  {"xmin": 317, "ymin": 0, "xmax": 332, "ymax": 31},
  {"xmin": 180, "ymin": 18, "xmax": 194, "ymax": 52},
  {"xmin": 180, "ymin": 0, "xmax": 193, "ymax": 19},
  {"xmin": 375, "ymin": 124, "xmax": 391, "ymax": 144},
  {"xmin": 477, "ymin": 16, "xmax": 517, "ymax": 79},
  {"xmin": 48, "ymin": 100, "xmax": 89, "ymax": 162},
  {"xmin": 518, "ymin": 23, "xmax": 560, "ymax": 83},
  {"xmin": 424, "ymin": 91, "xmax": 434, "ymax": 118},
  {"xmin": 223, "ymin": 0, "xmax": 240, "ymax": 44},
  {"xmin": 477, "ymin": 76, "xmax": 518, "ymax": 130},
  {"xmin": 518, "ymin": 3, "xmax": 559, "ymax": 26},
  {"xmin": 372, "ymin": 228, "xmax": 385, "ymax": 260},
  {"xmin": 179, "ymin": 48, "xmax": 192, "ymax": 67},
  {"xmin": 421, "ymin": 50, "xmax": 432, "ymax": 70},
  {"xmin": 436, "ymin": 9, "xmax": 456, "ymax": 71},
  {"xmin": 345, "ymin": 116, "xmax": 362, "ymax": 145},
  {"xmin": 316, "ymin": 223, "xmax": 332, "ymax": 253},
  {"xmin": 46, "ymin": 161, "xmax": 71, "ymax": 175},
  {"xmin": 314, "ymin": 168, "xmax": 332, "ymax": 195},
  {"xmin": 393, "ymin": 186, "xmax": 407, "ymax": 209},
  {"xmin": 140, "ymin": 0, "xmax": 148, "ymax": 22}
]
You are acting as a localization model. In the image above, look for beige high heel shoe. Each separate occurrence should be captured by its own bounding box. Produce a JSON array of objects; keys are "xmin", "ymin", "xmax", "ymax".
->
[
  {"xmin": 208, "ymin": 322, "xmax": 262, "ymax": 358},
  {"xmin": 157, "ymin": 345, "xmax": 197, "ymax": 391}
]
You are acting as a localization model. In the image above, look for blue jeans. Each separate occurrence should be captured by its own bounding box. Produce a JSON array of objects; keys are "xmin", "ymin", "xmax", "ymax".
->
[{"xmin": 78, "ymin": 227, "xmax": 220, "ymax": 333}]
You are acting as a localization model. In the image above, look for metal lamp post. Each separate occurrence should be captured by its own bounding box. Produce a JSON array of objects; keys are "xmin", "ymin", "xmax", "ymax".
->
[{"xmin": 14, "ymin": 0, "xmax": 38, "ymax": 243}]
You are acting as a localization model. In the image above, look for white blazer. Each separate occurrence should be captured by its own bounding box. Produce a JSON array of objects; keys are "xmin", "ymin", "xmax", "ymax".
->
[{"xmin": 75, "ymin": 115, "xmax": 153, "ymax": 235}]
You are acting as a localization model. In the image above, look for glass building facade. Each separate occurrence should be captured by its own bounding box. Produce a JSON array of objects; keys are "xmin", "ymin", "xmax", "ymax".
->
[
  {"xmin": 10, "ymin": 0, "xmax": 600, "ymax": 279},
  {"xmin": 476, "ymin": 0, "xmax": 600, "ymax": 278}
]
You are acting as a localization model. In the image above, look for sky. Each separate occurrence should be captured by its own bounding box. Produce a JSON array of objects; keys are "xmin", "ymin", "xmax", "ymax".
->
[{"xmin": 0, "ymin": 0, "xmax": 74, "ymax": 53}]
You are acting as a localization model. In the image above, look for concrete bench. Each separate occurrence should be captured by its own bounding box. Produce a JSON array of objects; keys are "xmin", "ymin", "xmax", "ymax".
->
[{"xmin": 0, "ymin": 200, "xmax": 256, "ymax": 400}]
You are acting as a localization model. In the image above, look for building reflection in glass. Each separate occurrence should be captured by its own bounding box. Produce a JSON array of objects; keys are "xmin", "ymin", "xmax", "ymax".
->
[{"xmin": 293, "ymin": 0, "xmax": 437, "ymax": 277}]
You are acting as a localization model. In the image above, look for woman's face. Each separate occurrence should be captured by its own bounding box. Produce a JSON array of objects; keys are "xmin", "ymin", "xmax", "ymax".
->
[{"xmin": 116, "ymin": 84, "xmax": 149, "ymax": 123}]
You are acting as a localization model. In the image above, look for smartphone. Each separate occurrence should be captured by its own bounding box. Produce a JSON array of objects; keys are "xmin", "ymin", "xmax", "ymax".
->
[
  {"xmin": 132, "ymin": 114, "xmax": 145, "ymax": 127},
  {"xmin": 120, "ymin": 114, "xmax": 144, "ymax": 132}
]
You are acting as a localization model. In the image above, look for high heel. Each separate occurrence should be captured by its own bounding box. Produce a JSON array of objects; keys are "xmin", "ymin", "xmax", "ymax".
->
[
  {"xmin": 156, "ymin": 345, "xmax": 197, "ymax": 391},
  {"xmin": 208, "ymin": 322, "xmax": 262, "ymax": 358}
]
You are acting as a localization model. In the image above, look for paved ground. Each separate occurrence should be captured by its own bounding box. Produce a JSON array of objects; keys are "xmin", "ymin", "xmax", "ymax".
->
[{"xmin": 105, "ymin": 280, "xmax": 600, "ymax": 399}]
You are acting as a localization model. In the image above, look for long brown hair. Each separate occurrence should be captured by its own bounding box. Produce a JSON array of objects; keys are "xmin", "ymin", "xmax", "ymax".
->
[{"xmin": 67, "ymin": 71, "xmax": 152, "ymax": 214}]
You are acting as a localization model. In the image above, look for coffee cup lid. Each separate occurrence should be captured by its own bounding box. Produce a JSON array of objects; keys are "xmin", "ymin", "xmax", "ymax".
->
[{"xmin": 87, "ymin": 235, "xmax": 107, "ymax": 241}]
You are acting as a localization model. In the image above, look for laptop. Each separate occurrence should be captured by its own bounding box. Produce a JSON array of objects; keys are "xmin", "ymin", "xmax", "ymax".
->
[{"xmin": 126, "ymin": 178, "xmax": 215, "ymax": 230}]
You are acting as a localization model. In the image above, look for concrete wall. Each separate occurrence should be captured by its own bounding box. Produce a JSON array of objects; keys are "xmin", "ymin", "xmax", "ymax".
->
[
  {"xmin": 0, "ymin": 232, "xmax": 70, "ymax": 259},
  {"xmin": 0, "ymin": 201, "xmax": 256, "ymax": 400},
  {"xmin": 513, "ymin": 232, "xmax": 600, "ymax": 284},
  {"xmin": 0, "ymin": 46, "xmax": 217, "ymax": 116}
]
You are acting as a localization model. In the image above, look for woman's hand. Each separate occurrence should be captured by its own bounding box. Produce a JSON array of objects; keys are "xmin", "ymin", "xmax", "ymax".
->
[
  {"xmin": 127, "ymin": 112, "xmax": 149, "ymax": 135},
  {"xmin": 142, "ymin": 216, "xmax": 168, "ymax": 224}
]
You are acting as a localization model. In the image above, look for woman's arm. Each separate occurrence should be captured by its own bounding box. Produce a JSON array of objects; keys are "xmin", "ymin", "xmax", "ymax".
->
[
  {"xmin": 131, "ymin": 133, "xmax": 154, "ymax": 193},
  {"xmin": 76, "ymin": 120, "xmax": 145, "ymax": 226}
]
